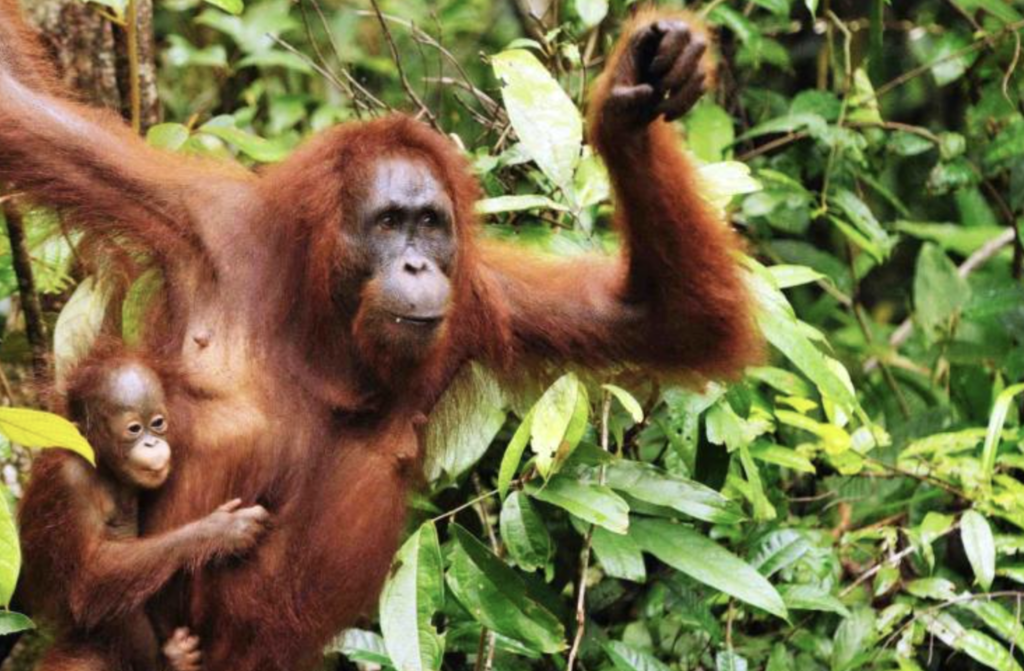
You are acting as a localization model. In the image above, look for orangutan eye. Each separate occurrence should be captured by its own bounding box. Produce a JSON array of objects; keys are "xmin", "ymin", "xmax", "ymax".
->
[
  {"xmin": 377, "ymin": 211, "xmax": 399, "ymax": 230},
  {"xmin": 421, "ymin": 211, "xmax": 439, "ymax": 227},
  {"xmin": 150, "ymin": 416, "xmax": 167, "ymax": 434},
  {"xmin": 126, "ymin": 422, "xmax": 144, "ymax": 438}
]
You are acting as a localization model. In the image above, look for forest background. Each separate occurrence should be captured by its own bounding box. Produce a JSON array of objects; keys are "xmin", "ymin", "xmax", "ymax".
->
[{"xmin": 1, "ymin": 0, "xmax": 1024, "ymax": 669}]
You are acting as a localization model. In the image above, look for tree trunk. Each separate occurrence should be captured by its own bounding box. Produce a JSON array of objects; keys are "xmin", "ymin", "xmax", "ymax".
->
[{"xmin": 24, "ymin": 0, "xmax": 161, "ymax": 128}]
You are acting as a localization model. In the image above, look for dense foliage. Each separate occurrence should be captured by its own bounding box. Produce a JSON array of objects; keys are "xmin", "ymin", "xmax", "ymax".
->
[{"xmin": 2, "ymin": 0, "xmax": 1024, "ymax": 669}]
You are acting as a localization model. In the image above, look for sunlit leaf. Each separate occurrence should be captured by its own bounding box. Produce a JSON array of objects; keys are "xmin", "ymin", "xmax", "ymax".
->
[
  {"xmin": 0, "ymin": 491, "xmax": 19, "ymax": 608},
  {"xmin": 527, "ymin": 477, "xmax": 629, "ymax": 534},
  {"xmin": 961, "ymin": 510, "xmax": 996, "ymax": 591},
  {"xmin": 631, "ymin": 519, "xmax": 788, "ymax": 619},
  {"xmin": 0, "ymin": 408, "xmax": 94, "ymax": 464}
]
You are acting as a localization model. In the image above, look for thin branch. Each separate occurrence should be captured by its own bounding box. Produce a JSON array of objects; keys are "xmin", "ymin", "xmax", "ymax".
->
[
  {"xmin": 125, "ymin": 0, "xmax": 142, "ymax": 133},
  {"xmin": 367, "ymin": 0, "xmax": 440, "ymax": 130},
  {"xmin": 840, "ymin": 523, "xmax": 958, "ymax": 597},
  {"xmin": 2, "ymin": 197, "xmax": 48, "ymax": 383}
]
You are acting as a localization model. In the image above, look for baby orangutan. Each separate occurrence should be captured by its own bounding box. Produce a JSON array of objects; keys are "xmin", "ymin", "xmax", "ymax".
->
[{"xmin": 18, "ymin": 351, "xmax": 271, "ymax": 671}]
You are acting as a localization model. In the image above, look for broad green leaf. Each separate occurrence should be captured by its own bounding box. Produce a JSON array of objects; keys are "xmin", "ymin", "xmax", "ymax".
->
[
  {"xmin": 749, "ymin": 442, "xmax": 816, "ymax": 474},
  {"xmin": 914, "ymin": 243, "xmax": 971, "ymax": 342},
  {"xmin": 0, "ymin": 408, "xmax": 94, "ymax": 464},
  {"xmin": 492, "ymin": 50, "xmax": 582, "ymax": 191},
  {"xmin": 747, "ymin": 368, "xmax": 814, "ymax": 398},
  {"xmin": 0, "ymin": 492, "xmax": 19, "ymax": 608},
  {"xmin": 498, "ymin": 409, "xmax": 534, "ymax": 499},
  {"xmin": 530, "ymin": 373, "xmax": 589, "ymax": 477},
  {"xmin": 379, "ymin": 522, "xmax": 444, "ymax": 671},
  {"xmin": 686, "ymin": 101, "xmax": 735, "ymax": 162},
  {"xmin": 575, "ymin": 0, "xmax": 608, "ymax": 28},
  {"xmin": 768, "ymin": 264, "xmax": 826, "ymax": 289},
  {"xmin": 500, "ymin": 492, "xmax": 551, "ymax": 572},
  {"xmin": 923, "ymin": 612, "xmax": 1023, "ymax": 671},
  {"xmin": 199, "ymin": 117, "xmax": 292, "ymax": 162},
  {"xmin": 53, "ymin": 277, "xmax": 111, "ymax": 385},
  {"xmin": 146, "ymin": 123, "xmax": 191, "ymax": 151},
  {"xmin": 830, "ymin": 189, "xmax": 893, "ymax": 261},
  {"xmin": 0, "ymin": 612, "xmax": 33, "ymax": 636},
  {"xmin": 603, "ymin": 385, "xmax": 643, "ymax": 423},
  {"xmin": 906, "ymin": 577, "xmax": 958, "ymax": 600},
  {"xmin": 739, "ymin": 444, "xmax": 776, "ymax": 521},
  {"xmin": 951, "ymin": 0, "xmax": 1022, "ymax": 22},
  {"xmin": 591, "ymin": 526, "xmax": 646, "ymax": 582},
  {"xmin": 961, "ymin": 510, "xmax": 996, "ymax": 591},
  {"xmin": 717, "ymin": 650, "xmax": 749, "ymax": 671},
  {"xmin": 425, "ymin": 363, "xmax": 507, "ymax": 483},
  {"xmin": 751, "ymin": 530, "xmax": 811, "ymax": 577},
  {"xmin": 982, "ymin": 384, "xmax": 1024, "ymax": 488},
  {"xmin": 778, "ymin": 585, "xmax": 850, "ymax": 617},
  {"xmin": 631, "ymin": 519, "xmax": 788, "ymax": 619},
  {"xmin": 698, "ymin": 162, "xmax": 762, "ymax": 214},
  {"xmin": 603, "ymin": 640, "xmax": 671, "ymax": 671},
  {"xmin": 832, "ymin": 608, "xmax": 876, "ymax": 671},
  {"xmin": 327, "ymin": 629, "xmax": 392, "ymax": 666},
  {"xmin": 446, "ymin": 524, "xmax": 566, "ymax": 653},
  {"xmin": 897, "ymin": 222, "xmax": 1009, "ymax": 257},
  {"xmin": 527, "ymin": 477, "xmax": 629, "ymax": 534},
  {"xmin": 203, "ymin": 0, "xmax": 244, "ymax": 14},
  {"xmin": 476, "ymin": 195, "xmax": 568, "ymax": 215},
  {"xmin": 602, "ymin": 460, "xmax": 743, "ymax": 524},
  {"xmin": 963, "ymin": 599, "xmax": 1024, "ymax": 649}
]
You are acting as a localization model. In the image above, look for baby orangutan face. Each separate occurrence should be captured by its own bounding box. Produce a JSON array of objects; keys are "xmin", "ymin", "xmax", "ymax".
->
[{"xmin": 91, "ymin": 363, "xmax": 172, "ymax": 490}]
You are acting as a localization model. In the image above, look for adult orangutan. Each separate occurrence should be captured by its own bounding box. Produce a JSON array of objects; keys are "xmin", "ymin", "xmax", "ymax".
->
[{"xmin": 0, "ymin": 2, "xmax": 760, "ymax": 669}]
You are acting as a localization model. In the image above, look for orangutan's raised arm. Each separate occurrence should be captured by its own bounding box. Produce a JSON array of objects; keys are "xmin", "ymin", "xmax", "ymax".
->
[
  {"xmin": 479, "ymin": 10, "xmax": 761, "ymax": 382},
  {"xmin": 0, "ymin": 0, "xmax": 253, "ymax": 261}
]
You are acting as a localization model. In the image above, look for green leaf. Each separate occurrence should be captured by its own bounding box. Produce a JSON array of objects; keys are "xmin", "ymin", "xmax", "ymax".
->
[
  {"xmin": 575, "ymin": 0, "xmax": 608, "ymax": 28},
  {"xmin": 602, "ymin": 460, "xmax": 743, "ymax": 524},
  {"xmin": 717, "ymin": 650, "xmax": 749, "ymax": 671},
  {"xmin": 961, "ymin": 510, "xmax": 996, "ymax": 591},
  {"xmin": 631, "ymin": 518, "xmax": 788, "ymax": 619},
  {"xmin": 963, "ymin": 599, "xmax": 1024, "ymax": 649},
  {"xmin": 0, "ymin": 612, "xmax": 33, "ymax": 636},
  {"xmin": 602, "ymin": 385, "xmax": 643, "ymax": 423},
  {"xmin": 751, "ymin": 530, "xmax": 811, "ymax": 577},
  {"xmin": 804, "ymin": 0, "xmax": 818, "ymax": 15},
  {"xmin": 476, "ymin": 195, "xmax": 568, "ymax": 215},
  {"xmin": 591, "ymin": 526, "xmax": 646, "ymax": 582},
  {"xmin": 923, "ymin": 612, "xmax": 1023, "ymax": 671},
  {"xmin": 326, "ymin": 629, "xmax": 391, "ymax": 666},
  {"xmin": 0, "ymin": 408, "xmax": 94, "ymax": 464},
  {"xmin": 914, "ymin": 243, "xmax": 971, "ymax": 341},
  {"xmin": 603, "ymin": 640, "xmax": 672, "ymax": 671},
  {"xmin": 492, "ymin": 50, "xmax": 582, "ymax": 191},
  {"xmin": 768, "ymin": 264, "xmax": 826, "ymax": 289},
  {"xmin": 500, "ymin": 491, "xmax": 551, "ymax": 572},
  {"xmin": 446, "ymin": 524, "xmax": 566, "ymax": 653},
  {"xmin": 203, "ymin": 0, "xmax": 244, "ymax": 14},
  {"xmin": 951, "ymin": 0, "xmax": 1022, "ymax": 22},
  {"xmin": 53, "ymin": 277, "xmax": 112, "ymax": 385},
  {"xmin": 199, "ymin": 117, "xmax": 292, "ymax": 162},
  {"xmin": 749, "ymin": 442, "xmax": 816, "ymax": 474},
  {"xmin": 0, "ymin": 492, "xmax": 20, "ymax": 608},
  {"xmin": 685, "ymin": 101, "xmax": 735, "ymax": 162},
  {"xmin": 778, "ymin": 585, "xmax": 850, "ymax": 617},
  {"xmin": 527, "ymin": 477, "xmax": 629, "ymax": 534},
  {"xmin": 832, "ymin": 607, "xmax": 876, "ymax": 671},
  {"xmin": 146, "ymin": 123, "xmax": 191, "ymax": 151},
  {"xmin": 982, "ymin": 384, "xmax": 1024, "ymax": 488},
  {"xmin": 530, "ymin": 373, "xmax": 589, "ymax": 478},
  {"xmin": 498, "ymin": 409, "xmax": 534, "ymax": 500},
  {"xmin": 425, "ymin": 363, "xmax": 507, "ymax": 484},
  {"xmin": 379, "ymin": 522, "xmax": 444, "ymax": 671},
  {"xmin": 830, "ymin": 189, "xmax": 894, "ymax": 261}
]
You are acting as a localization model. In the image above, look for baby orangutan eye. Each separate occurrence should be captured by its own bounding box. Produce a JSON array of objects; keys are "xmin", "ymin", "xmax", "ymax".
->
[
  {"xmin": 150, "ymin": 416, "xmax": 167, "ymax": 434},
  {"xmin": 125, "ymin": 422, "xmax": 144, "ymax": 439}
]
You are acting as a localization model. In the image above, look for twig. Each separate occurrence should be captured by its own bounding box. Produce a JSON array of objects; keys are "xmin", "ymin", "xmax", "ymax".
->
[
  {"xmin": 863, "ymin": 228, "xmax": 1015, "ymax": 373},
  {"xmin": 367, "ymin": 0, "xmax": 440, "ymax": 130},
  {"xmin": 840, "ymin": 523, "xmax": 958, "ymax": 597},
  {"xmin": 2, "ymin": 197, "xmax": 48, "ymax": 383},
  {"xmin": 566, "ymin": 392, "xmax": 612, "ymax": 670}
]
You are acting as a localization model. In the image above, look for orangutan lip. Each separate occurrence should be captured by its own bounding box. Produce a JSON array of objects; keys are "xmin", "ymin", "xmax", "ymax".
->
[{"xmin": 389, "ymin": 312, "xmax": 443, "ymax": 327}]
